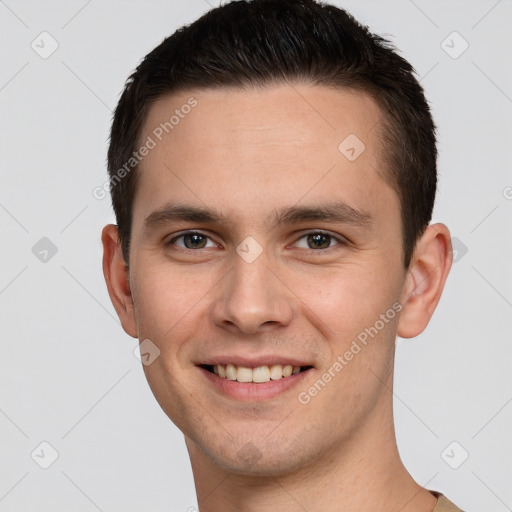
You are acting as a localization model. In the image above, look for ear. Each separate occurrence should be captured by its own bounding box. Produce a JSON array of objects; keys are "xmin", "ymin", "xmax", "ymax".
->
[
  {"xmin": 101, "ymin": 224, "xmax": 138, "ymax": 338},
  {"xmin": 397, "ymin": 223, "xmax": 452, "ymax": 338}
]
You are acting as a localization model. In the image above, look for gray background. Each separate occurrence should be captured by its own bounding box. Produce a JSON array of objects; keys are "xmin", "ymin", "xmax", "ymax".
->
[{"xmin": 1, "ymin": 0, "xmax": 511, "ymax": 510}]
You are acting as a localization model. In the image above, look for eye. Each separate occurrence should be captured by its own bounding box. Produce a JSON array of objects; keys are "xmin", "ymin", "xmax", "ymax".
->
[
  {"xmin": 167, "ymin": 230, "xmax": 345, "ymax": 252},
  {"xmin": 168, "ymin": 231, "xmax": 218, "ymax": 250},
  {"xmin": 294, "ymin": 231, "xmax": 344, "ymax": 250}
]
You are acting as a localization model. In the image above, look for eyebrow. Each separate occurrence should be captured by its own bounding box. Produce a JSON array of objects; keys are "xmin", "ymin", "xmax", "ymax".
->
[{"xmin": 143, "ymin": 200, "xmax": 374, "ymax": 232}]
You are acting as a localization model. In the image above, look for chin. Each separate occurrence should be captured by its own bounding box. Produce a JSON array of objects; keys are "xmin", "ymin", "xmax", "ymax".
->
[
  {"xmin": 218, "ymin": 450, "xmax": 307, "ymax": 477},
  {"xmin": 192, "ymin": 428, "xmax": 319, "ymax": 477}
]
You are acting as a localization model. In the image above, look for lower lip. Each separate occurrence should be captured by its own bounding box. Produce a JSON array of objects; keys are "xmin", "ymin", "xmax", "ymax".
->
[{"xmin": 198, "ymin": 366, "xmax": 314, "ymax": 401}]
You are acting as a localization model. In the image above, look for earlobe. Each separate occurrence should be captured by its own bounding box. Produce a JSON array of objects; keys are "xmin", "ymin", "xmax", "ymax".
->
[
  {"xmin": 397, "ymin": 223, "xmax": 452, "ymax": 339},
  {"xmin": 101, "ymin": 224, "xmax": 138, "ymax": 338}
]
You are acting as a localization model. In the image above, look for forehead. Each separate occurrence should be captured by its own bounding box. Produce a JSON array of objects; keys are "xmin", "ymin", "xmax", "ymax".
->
[
  {"xmin": 133, "ymin": 84, "xmax": 394, "ymax": 226},
  {"xmin": 141, "ymin": 84, "xmax": 383, "ymax": 151}
]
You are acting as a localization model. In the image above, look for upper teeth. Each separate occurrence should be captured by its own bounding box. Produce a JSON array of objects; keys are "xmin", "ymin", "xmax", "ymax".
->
[{"xmin": 212, "ymin": 364, "xmax": 302, "ymax": 383}]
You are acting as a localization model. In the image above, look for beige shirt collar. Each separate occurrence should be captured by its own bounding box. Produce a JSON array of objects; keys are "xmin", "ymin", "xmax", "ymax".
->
[{"xmin": 431, "ymin": 492, "xmax": 464, "ymax": 512}]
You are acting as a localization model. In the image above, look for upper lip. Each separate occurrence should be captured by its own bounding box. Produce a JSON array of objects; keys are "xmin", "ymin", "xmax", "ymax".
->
[{"xmin": 197, "ymin": 355, "xmax": 314, "ymax": 368}]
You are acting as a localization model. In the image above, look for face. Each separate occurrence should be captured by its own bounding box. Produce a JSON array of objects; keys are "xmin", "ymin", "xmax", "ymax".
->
[{"xmin": 124, "ymin": 84, "xmax": 409, "ymax": 475}]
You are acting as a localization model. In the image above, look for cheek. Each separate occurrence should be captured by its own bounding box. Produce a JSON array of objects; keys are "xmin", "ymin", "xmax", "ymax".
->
[
  {"xmin": 298, "ymin": 271, "xmax": 399, "ymax": 419},
  {"xmin": 130, "ymin": 261, "xmax": 215, "ymax": 346},
  {"xmin": 289, "ymin": 261, "xmax": 401, "ymax": 338}
]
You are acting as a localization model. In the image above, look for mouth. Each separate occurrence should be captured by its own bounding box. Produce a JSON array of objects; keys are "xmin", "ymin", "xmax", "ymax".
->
[
  {"xmin": 195, "ymin": 357, "xmax": 316, "ymax": 401},
  {"xmin": 197, "ymin": 362, "xmax": 315, "ymax": 401},
  {"xmin": 198, "ymin": 363, "xmax": 314, "ymax": 383}
]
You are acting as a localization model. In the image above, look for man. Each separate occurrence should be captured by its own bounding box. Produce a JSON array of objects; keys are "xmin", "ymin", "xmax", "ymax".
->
[{"xmin": 101, "ymin": 0, "xmax": 463, "ymax": 510}]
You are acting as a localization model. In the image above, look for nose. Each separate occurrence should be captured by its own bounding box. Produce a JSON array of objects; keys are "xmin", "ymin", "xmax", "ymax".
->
[{"xmin": 210, "ymin": 249, "xmax": 294, "ymax": 334}]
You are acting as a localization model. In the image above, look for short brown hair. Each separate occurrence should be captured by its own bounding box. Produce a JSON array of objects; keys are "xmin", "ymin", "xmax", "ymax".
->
[{"xmin": 107, "ymin": 0, "xmax": 437, "ymax": 268}]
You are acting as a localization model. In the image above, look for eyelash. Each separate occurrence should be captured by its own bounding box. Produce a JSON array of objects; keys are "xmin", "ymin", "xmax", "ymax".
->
[{"xmin": 166, "ymin": 230, "xmax": 347, "ymax": 252}]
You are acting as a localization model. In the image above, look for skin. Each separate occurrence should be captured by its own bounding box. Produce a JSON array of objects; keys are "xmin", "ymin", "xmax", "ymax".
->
[{"xmin": 102, "ymin": 84, "xmax": 452, "ymax": 511}]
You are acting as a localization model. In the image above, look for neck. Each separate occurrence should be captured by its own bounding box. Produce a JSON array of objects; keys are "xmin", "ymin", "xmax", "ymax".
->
[{"xmin": 185, "ymin": 382, "xmax": 437, "ymax": 512}]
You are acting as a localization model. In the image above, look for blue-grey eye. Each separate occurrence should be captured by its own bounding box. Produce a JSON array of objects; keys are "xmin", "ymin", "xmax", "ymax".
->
[
  {"xmin": 172, "ymin": 232, "xmax": 216, "ymax": 249},
  {"xmin": 295, "ymin": 232, "xmax": 339, "ymax": 250}
]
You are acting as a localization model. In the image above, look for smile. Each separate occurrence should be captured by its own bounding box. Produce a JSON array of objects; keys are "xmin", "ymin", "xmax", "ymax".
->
[
  {"xmin": 201, "ymin": 363, "xmax": 313, "ymax": 383},
  {"xmin": 198, "ymin": 363, "xmax": 315, "ymax": 401}
]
